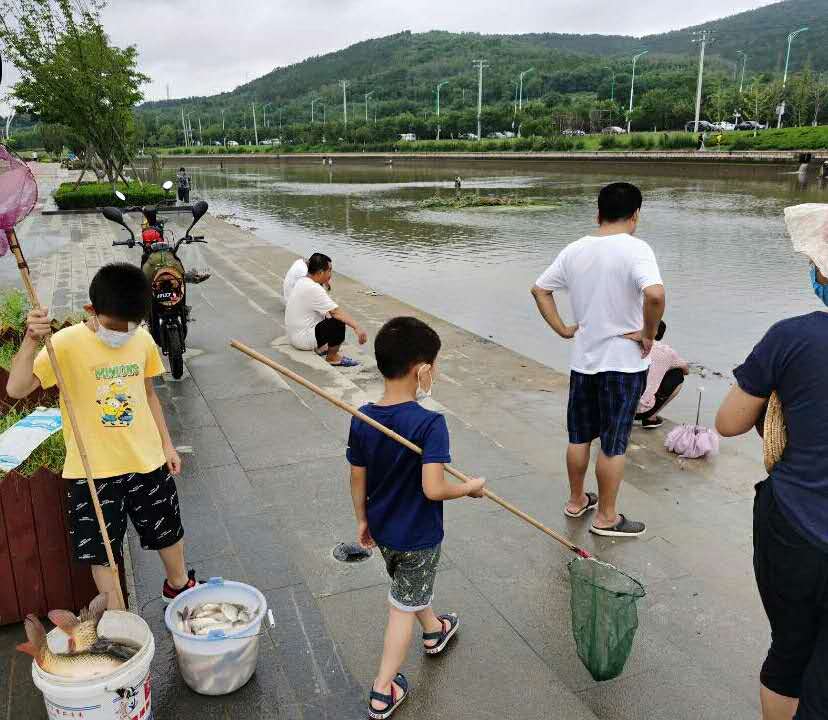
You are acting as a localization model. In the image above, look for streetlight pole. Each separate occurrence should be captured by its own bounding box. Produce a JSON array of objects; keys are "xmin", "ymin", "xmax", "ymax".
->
[
  {"xmin": 603, "ymin": 66, "xmax": 616, "ymax": 103},
  {"xmin": 221, "ymin": 108, "xmax": 226, "ymax": 146},
  {"xmin": 364, "ymin": 91, "xmax": 374, "ymax": 122},
  {"xmin": 472, "ymin": 59, "xmax": 488, "ymax": 140},
  {"xmin": 340, "ymin": 80, "xmax": 350, "ymax": 129},
  {"xmin": 251, "ymin": 102, "xmax": 259, "ymax": 146},
  {"xmin": 311, "ymin": 98, "xmax": 321, "ymax": 123},
  {"xmin": 692, "ymin": 30, "xmax": 712, "ymax": 133},
  {"xmin": 628, "ymin": 51, "xmax": 648, "ymax": 133},
  {"xmin": 518, "ymin": 67, "xmax": 534, "ymax": 111},
  {"xmin": 736, "ymin": 51, "xmax": 747, "ymax": 94},
  {"xmin": 435, "ymin": 80, "xmax": 448, "ymax": 140},
  {"xmin": 181, "ymin": 107, "xmax": 188, "ymax": 147},
  {"xmin": 262, "ymin": 102, "xmax": 273, "ymax": 129},
  {"xmin": 198, "ymin": 116, "xmax": 203, "ymax": 146},
  {"xmin": 278, "ymin": 108, "xmax": 283, "ymax": 134},
  {"xmin": 778, "ymin": 27, "xmax": 809, "ymax": 128}
]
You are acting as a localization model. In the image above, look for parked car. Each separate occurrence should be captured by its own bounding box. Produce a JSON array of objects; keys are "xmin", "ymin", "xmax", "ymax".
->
[
  {"xmin": 684, "ymin": 120, "xmax": 716, "ymax": 133},
  {"xmin": 601, "ymin": 126, "xmax": 627, "ymax": 135},
  {"xmin": 399, "ymin": 133, "xmax": 417, "ymax": 142},
  {"xmin": 711, "ymin": 122, "xmax": 736, "ymax": 132},
  {"xmin": 227, "ymin": 140, "xmax": 240, "ymax": 147},
  {"xmin": 460, "ymin": 133, "xmax": 479, "ymax": 140},
  {"xmin": 736, "ymin": 121, "xmax": 766, "ymax": 131}
]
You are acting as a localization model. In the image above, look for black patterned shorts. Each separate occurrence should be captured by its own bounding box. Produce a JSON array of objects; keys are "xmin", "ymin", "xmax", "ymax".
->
[
  {"xmin": 67, "ymin": 465, "xmax": 184, "ymax": 565},
  {"xmin": 567, "ymin": 370, "xmax": 647, "ymax": 457},
  {"xmin": 379, "ymin": 544, "xmax": 441, "ymax": 612}
]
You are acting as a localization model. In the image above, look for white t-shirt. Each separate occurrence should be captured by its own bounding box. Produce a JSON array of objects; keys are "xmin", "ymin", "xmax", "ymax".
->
[
  {"xmin": 283, "ymin": 258, "xmax": 308, "ymax": 303},
  {"xmin": 535, "ymin": 233, "xmax": 663, "ymax": 374},
  {"xmin": 285, "ymin": 276, "xmax": 338, "ymax": 350}
]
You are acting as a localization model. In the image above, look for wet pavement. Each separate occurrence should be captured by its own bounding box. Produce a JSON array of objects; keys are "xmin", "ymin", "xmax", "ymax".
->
[{"xmin": 1, "ymin": 167, "xmax": 769, "ymax": 719}]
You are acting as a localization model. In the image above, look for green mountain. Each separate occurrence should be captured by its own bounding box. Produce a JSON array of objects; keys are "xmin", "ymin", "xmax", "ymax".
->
[{"xmin": 133, "ymin": 0, "xmax": 827, "ymax": 142}]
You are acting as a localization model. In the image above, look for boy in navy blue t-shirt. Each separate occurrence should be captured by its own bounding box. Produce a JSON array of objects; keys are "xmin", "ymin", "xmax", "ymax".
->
[{"xmin": 347, "ymin": 316, "xmax": 485, "ymax": 719}]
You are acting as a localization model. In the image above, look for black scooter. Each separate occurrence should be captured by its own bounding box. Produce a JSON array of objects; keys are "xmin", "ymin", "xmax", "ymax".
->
[{"xmin": 101, "ymin": 197, "xmax": 209, "ymax": 379}]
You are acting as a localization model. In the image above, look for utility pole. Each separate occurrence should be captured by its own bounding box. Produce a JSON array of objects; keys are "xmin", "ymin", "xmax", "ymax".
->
[
  {"xmin": 221, "ymin": 109, "xmax": 226, "ymax": 146},
  {"xmin": 603, "ymin": 66, "xmax": 616, "ymax": 103},
  {"xmin": 198, "ymin": 117, "xmax": 203, "ymax": 146},
  {"xmin": 340, "ymin": 80, "xmax": 350, "ymax": 128},
  {"xmin": 472, "ymin": 59, "xmax": 488, "ymax": 140},
  {"xmin": 518, "ymin": 67, "xmax": 534, "ymax": 111},
  {"xmin": 251, "ymin": 102, "xmax": 258, "ymax": 145},
  {"xmin": 692, "ymin": 30, "xmax": 712, "ymax": 133},
  {"xmin": 628, "ymin": 51, "xmax": 648, "ymax": 133},
  {"xmin": 278, "ymin": 108, "xmax": 283, "ymax": 134},
  {"xmin": 311, "ymin": 98, "xmax": 321, "ymax": 123},
  {"xmin": 166, "ymin": 84, "xmax": 170, "ymax": 101},
  {"xmin": 736, "ymin": 51, "xmax": 747, "ymax": 94},
  {"xmin": 180, "ymin": 107, "xmax": 188, "ymax": 146},
  {"xmin": 262, "ymin": 102, "xmax": 273, "ymax": 129},
  {"xmin": 779, "ymin": 27, "xmax": 809, "ymax": 128},
  {"xmin": 364, "ymin": 91, "xmax": 374, "ymax": 122},
  {"xmin": 435, "ymin": 80, "xmax": 448, "ymax": 140},
  {"xmin": 4, "ymin": 110, "xmax": 15, "ymax": 140}
]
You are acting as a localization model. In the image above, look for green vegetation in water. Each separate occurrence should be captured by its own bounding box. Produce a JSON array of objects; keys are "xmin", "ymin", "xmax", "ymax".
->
[
  {"xmin": 418, "ymin": 193, "xmax": 547, "ymax": 210},
  {"xmin": 0, "ymin": 408, "xmax": 66, "ymax": 478},
  {"xmin": 54, "ymin": 181, "xmax": 170, "ymax": 210}
]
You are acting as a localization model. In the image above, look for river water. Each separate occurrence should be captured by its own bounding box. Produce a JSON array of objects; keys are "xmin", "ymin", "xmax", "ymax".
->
[{"xmin": 181, "ymin": 158, "xmax": 826, "ymax": 426}]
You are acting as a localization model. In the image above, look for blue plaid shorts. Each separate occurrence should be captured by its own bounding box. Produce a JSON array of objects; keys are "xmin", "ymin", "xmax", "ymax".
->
[{"xmin": 567, "ymin": 370, "xmax": 647, "ymax": 457}]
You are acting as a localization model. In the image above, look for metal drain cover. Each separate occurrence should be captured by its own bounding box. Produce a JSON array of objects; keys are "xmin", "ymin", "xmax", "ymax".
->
[{"xmin": 333, "ymin": 542, "xmax": 373, "ymax": 563}]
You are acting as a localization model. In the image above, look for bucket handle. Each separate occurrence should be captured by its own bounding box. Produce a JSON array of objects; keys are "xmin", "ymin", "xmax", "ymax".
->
[{"xmin": 205, "ymin": 609, "xmax": 275, "ymax": 641}]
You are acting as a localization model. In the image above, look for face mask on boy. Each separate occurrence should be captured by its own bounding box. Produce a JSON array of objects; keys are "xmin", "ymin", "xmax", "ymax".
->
[
  {"xmin": 416, "ymin": 364, "xmax": 433, "ymax": 402},
  {"xmin": 810, "ymin": 264, "xmax": 828, "ymax": 307},
  {"xmin": 94, "ymin": 316, "xmax": 138, "ymax": 348}
]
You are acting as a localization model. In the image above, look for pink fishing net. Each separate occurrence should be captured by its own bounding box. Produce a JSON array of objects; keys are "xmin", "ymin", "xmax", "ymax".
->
[{"xmin": 0, "ymin": 145, "xmax": 38, "ymax": 256}]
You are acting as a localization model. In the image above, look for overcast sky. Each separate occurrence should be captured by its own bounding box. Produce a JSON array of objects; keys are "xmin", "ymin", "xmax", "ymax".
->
[{"xmin": 1, "ymin": 0, "xmax": 777, "ymax": 111}]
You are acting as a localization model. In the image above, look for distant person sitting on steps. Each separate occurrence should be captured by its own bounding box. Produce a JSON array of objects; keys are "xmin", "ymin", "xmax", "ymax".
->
[
  {"xmin": 633, "ymin": 321, "xmax": 689, "ymax": 428},
  {"xmin": 285, "ymin": 253, "xmax": 367, "ymax": 367}
]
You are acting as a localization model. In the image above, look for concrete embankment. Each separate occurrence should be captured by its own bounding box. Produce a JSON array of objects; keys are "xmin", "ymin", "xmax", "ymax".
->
[{"xmin": 1, "ymin": 172, "xmax": 768, "ymax": 719}]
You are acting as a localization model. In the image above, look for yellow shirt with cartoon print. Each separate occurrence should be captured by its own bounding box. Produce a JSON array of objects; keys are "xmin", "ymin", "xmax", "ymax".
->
[{"xmin": 33, "ymin": 324, "xmax": 166, "ymax": 479}]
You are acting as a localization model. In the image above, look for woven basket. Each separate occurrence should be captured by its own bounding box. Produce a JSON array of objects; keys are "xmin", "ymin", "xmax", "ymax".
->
[{"xmin": 763, "ymin": 391, "xmax": 787, "ymax": 473}]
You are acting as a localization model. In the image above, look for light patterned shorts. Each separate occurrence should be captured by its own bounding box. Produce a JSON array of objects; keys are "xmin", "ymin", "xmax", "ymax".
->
[{"xmin": 378, "ymin": 544, "xmax": 441, "ymax": 612}]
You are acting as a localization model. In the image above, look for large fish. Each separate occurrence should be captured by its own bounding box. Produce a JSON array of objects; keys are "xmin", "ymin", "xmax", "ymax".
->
[
  {"xmin": 16, "ymin": 616, "xmax": 124, "ymax": 680},
  {"xmin": 47, "ymin": 593, "xmax": 108, "ymax": 653}
]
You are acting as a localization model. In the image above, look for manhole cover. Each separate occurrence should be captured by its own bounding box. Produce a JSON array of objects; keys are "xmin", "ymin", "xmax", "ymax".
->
[{"xmin": 332, "ymin": 542, "xmax": 373, "ymax": 563}]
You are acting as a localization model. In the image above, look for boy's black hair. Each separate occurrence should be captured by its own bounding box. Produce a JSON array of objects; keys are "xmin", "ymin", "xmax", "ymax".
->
[
  {"xmin": 598, "ymin": 182, "xmax": 643, "ymax": 223},
  {"xmin": 375, "ymin": 316, "xmax": 441, "ymax": 380},
  {"xmin": 88, "ymin": 263, "xmax": 151, "ymax": 322},
  {"xmin": 307, "ymin": 252, "xmax": 332, "ymax": 275},
  {"xmin": 656, "ymin": 320, "xmax": 667, "ymax": 342},
  {"xmin": 179, "ymin": 167, "xmax": 186, "ymax": 172}
]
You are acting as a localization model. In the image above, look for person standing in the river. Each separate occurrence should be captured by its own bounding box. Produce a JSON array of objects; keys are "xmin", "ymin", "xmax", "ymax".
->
[
  {"xmin": 176, "ymin": 167, "xmax": 191, "ymax": 204},
  {"xmin": 531, "ymin": 182, "xmax": 665, "ymax": 537}
]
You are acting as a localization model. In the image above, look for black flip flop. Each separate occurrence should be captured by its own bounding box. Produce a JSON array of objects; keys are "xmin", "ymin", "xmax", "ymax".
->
[
  {"xmin": 564, "ymin": 492, "xmax": 598, "ymax": 519},
  {"xmin": 590, "ymin": 513, "xmax": 646, "ymax": 538},
  {"xmin": 368, "ymin": 673, "xmax": 409, "ymax": 720},
  {"xmin": 423, "ymin": 613, "xmax": 459, "ymax": 655}
]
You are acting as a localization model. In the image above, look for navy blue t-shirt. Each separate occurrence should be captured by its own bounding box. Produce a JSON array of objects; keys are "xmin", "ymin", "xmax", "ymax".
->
[
  {"xmin": 735, "ymin": 312, "xmax": 828, "ymax": 550},
  {"xmin": 346, "ymin": 401, "xmax": 451, "ymax": 551}
]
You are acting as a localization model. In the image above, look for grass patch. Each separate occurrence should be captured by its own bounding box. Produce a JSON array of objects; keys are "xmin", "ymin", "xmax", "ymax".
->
[
  {"xmin": 0, "ymin": 289, "xmax": 29, "ymax": 342},
  {"xmin": 0, "ymin": 407, "xmax": 66, "ymax": 477},
  {"xmin": 418, "ymin": 193, "xmax": 546, "ymax": 209},
  {"xmin": 722, "ymin": 125, "xmax": 828, "ymax": 151},
  {"xmin": 0, "ymin": 341, "xmax": 17, "ymax": 371},
  {"xmin": 54, "ymin": 181, "xmax": 170, "ymax": 210}
]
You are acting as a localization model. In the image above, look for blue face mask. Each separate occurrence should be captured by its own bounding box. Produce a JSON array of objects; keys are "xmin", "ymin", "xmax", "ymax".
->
[{"xmin": 811, "ymin": 265, "xmax": 828, "ymax": 307}]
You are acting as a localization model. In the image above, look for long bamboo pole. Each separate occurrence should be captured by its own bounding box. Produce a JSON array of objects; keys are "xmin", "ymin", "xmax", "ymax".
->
[
  {"xmin": 230, "ymin": 340, "xmax": 591, "ymax": 559},
  {"xmin": 7, "ymin": 229, "xmax": 126, "ymax": 610}
]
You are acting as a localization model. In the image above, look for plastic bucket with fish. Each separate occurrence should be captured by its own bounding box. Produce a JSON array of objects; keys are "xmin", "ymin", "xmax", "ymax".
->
[
  {"xmin": 31, "ymin": 611, "xmax": 155, "ymax": 720},
  {"xmin": 164, "ymin": 577, "xmax": 270, "ymax": 695}
]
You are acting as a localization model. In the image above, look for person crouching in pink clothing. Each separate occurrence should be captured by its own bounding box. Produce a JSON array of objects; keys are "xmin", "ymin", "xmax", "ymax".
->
[{"xmin": 635, "ymin": 321, "xmax": 689, "ymax": 428}]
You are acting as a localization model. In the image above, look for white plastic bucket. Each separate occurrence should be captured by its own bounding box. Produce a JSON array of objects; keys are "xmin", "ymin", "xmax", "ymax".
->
[
  {"xmin": 164, "ymin": 577, "xmax": 268, "ymax": 696},
  {"xmin": 31, "ymin": 611, "xmax": 155, "ymax": 720}
]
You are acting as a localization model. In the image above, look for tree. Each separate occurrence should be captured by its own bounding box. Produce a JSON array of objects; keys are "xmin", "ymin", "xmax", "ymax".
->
[{"xmin": 0, "ymin": 0, "xmax": 149, "ymax": 183}]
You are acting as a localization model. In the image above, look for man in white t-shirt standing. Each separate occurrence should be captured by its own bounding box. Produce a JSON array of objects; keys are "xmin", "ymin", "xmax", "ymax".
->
[
  {"xmin": 286, "ymin": 253, "xmax": 368, "ymax": 367},
  {"xmin": 531, "ymin": 183, "xmax": 665, "ymax": 538},
  {"xmin": 283, "ymin": 257, "xmax": 308, "ymax": 304}
]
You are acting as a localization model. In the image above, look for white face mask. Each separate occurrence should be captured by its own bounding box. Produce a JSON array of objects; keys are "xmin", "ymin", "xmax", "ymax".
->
[
  {"xmin": 415, "ymin": 364, "xmax": 433, "ymax": 402},
  {"xmin": 94, "ymin": 317, "xmax": 138, "ymax": 348}
]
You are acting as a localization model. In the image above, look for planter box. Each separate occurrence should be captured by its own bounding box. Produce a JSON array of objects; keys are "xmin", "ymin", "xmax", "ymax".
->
[
  {"xmin": 0, "ymin": 367, "xmax": 59, "ymax": 414},
  {"xmin": 0, "ymin": 467, "xmax": 128, "ymax": 625}
]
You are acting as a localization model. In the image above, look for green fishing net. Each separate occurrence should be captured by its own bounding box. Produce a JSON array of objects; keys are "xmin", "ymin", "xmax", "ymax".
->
[{"xmin": 568, "ymin": 555, "xmax": 646, "ymax": 681}]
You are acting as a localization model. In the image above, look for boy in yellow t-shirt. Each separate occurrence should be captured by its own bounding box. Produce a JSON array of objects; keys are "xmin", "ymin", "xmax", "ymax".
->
[{"xmin": 7, "ymin": 263, "xmax": 197, "ymax": 608}]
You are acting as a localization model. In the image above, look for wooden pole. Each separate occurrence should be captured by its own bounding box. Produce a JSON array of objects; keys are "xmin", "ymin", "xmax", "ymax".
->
[
  {"xmin": 6, "ymin": 229, "xmax": 126, "ymax": 610},
  {"xmin": 230, "ymin": 340, "xmax": 591, "ymax": 559}
]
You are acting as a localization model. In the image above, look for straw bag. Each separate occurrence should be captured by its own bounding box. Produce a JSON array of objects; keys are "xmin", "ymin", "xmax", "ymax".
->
[{"xmin": 763, "ymin": 391, "xmax": 786, "ymax": 473}]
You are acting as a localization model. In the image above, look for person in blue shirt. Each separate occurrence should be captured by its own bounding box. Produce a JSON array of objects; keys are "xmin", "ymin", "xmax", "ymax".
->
[
  {"xmin": 347, "ymin": 316, "xmax": 486, "ymax": 720},
  {"xmin": 716, "ymin": 261, "xmax": 828, "ymax": 720}
]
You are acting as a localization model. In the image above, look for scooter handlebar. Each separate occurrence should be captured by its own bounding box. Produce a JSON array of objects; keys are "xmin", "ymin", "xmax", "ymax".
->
[{"xmin": 112, "ymin": 240, "xmax": 135, "ymax": 247}]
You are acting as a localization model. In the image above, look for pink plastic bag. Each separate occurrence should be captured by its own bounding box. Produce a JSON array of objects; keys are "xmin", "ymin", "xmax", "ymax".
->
[{"xmin": 0, "ymin": 146, "xmax": 38, "ymax": 256}]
